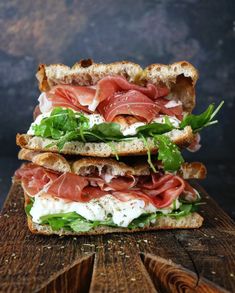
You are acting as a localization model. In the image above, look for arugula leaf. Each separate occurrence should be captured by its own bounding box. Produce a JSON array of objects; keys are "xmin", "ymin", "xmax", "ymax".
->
[
  {"xmin": 33, "ymin": 108, "xmax": 89, "ymax": 140},
  {"xmin": 139, "ymin": 134, "xmax": 157, "ymax": 173},
  {"xmin": 128, "ymin": 213, "xmax": 158, "ymax": 229},
  {"xmin": 70, "ymin": 220, "xmax": 94, "ymax": 232},
  {"xmin": 40, "ymin": 212, "xmax": 90, "ymax": 231},
  {"xmin": 180, "ymin": 101, "xmax": 224, "ymax": 132},
  {"xmin": 40, "ymin": 212, "xmax": 82, "ymax": 221},
  {"xmin": 90, "ymin": 123, "xmax": 124, "ymax": 139},
  {"xmin": 167, "ymin": 203, "xmax": 198, "ymax": 218},
  {"xmin": 154, "ymin": 135, "xmax": 184, "ymax": 171},
  {"xmin": 25, "ymin": 197, "xmax": 34, "ymax": 216},
  {"xmin": 137, "ymin": 117, "xmax": 174, "ymax": 136},
  {"xmin": 53, "ymin": 131, "xmax": 80, "ymax": 150},
  {"xmin": 47, "ymin": 218, "xmax": 71, "ymax": 231}
]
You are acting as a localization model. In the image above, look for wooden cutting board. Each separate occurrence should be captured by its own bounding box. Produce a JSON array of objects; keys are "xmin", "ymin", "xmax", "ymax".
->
[{"xmin": 0, "ymin": 181, "xmax": 234, "ymax": 293}]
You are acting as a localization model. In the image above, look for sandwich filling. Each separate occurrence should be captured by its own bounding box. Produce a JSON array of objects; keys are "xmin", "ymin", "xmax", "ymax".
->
[
  {"xmin": 26, "ymin": 75, "xmax": 223, "ymax": 171},
  {"xmin": 15, "ymin": 163, "xmax": 200, "ymax": 232}
]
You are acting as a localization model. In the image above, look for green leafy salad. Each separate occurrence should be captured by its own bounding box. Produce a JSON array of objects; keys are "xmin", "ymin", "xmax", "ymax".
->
[
  {"xmin": 25, "ymin": 197, "xmax": 200, "ymax": 232},
  {"xmin": 31, "ymin": 101, "xmax": 223, "ymax": 172}
]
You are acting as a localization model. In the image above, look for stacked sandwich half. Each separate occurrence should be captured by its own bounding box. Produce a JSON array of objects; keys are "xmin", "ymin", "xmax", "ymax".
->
[{"xmin": 15, "ymin": 60, "xmax": 222, "ymax": 235}]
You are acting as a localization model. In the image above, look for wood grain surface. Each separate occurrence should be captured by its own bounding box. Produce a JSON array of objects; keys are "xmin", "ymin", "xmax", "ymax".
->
[{"xmin": 0, "ymin": 181, "xmax": 234, "ymax": 293}]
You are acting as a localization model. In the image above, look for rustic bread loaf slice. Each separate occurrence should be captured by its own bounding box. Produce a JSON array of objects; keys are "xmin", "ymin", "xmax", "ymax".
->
[
  {"xmin": 18, "ymin": 149, "xmax": 207, "ymax": 180},
  {"xmin": 36, "ymin": 59, "xmax": 198, "ymax": 112},
  {"xmin": 16, "ymin": 126, "xmax": 194, "ymax": 157}
]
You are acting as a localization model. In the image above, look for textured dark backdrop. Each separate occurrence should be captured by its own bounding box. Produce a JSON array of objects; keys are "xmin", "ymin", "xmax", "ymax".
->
[{"xmin": 0, "ymin": 0, "xmax": 234, "ymax": 218}]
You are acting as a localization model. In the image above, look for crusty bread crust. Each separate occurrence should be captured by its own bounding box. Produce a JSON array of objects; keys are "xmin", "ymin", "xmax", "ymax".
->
[
  {"xmin": 36, "ymin": 60, "xmax": 142, "ymax": 91},
  {"xmin": 18, "ymin": 149, "xmax": 150, "ymax": 176},
  {"xmin": 18, "ymin": 148, "xmax": 207, "ymax": 180},
  {"xmin": 180, "ymin": 162, "xmax": 207, "ymax": 180},
  {"xmin": 18, "ymin": 149, "xmax": 72, "ymax": 173},
  {"xmin": 143, "ymin": 62, "xmax": 198, "ymax": 112},
  {"xmin": 16, "ymin": 126, "xmax": 194, "ymax": 157},
  {"xmin": 27, "ymin": 212, "xmax": 203, "ymax": 236},
  {"xmin": 36, "ymin": 60, "xmax": 198, "ymax": 112}
]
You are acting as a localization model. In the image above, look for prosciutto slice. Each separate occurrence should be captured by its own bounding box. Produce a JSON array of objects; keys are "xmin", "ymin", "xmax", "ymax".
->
[
  {"xmin": 47, "ymin": 173, "xmax": 89, "ymax": 201},
  {"xmin": 155, "ymin": 98, "xmax": 183, "ymax": 120},
  {"xmin": 113, "ymin": 174, "xmax": 185, "ymax": 208},
  {"xmin": 15, "ymin": 164, "xmax": 59, "ymax": 195},
  {"xmin": 98, "ymin": 90, "xmax": 161, "ymax": 122},
  {"xmin": 38, "ymin": 75, "xmax": 176, "ymax": 123},
  {"xmin": 89, "ymin": 76, "xmax": 169, "ymax": 111},
  {"xmin": 81, "ymin": 187, "xmax": 107, "ymax": 201},
  {"xmin": 15, "ymin": 164, "xmax": 194, "ymax": 209},
  {"xmin": 45, "ymin": 85, "xmax": 95, "ymax": 113}
]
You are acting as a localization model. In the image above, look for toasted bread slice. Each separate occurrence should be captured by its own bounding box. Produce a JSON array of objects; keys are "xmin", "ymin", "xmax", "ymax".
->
[
  {"xmin": 36, "ymin": 60, "xmax": 198, "ymax": 112},
  {"xmin": 16, "ymin": 126, "xmax": 194, "ymax": 157},
  {"xmin": 18, "ymin": 148, "xmax": 207, "ymax": 180}
]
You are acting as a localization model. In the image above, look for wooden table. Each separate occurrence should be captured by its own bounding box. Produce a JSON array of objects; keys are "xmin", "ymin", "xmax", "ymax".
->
[{"xmin": 0, "ymin": 181, "xmax": 234, "ymax": 292}]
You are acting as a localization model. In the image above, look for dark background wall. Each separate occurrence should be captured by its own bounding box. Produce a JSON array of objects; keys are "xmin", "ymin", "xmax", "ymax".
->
[{"xmin": 0, "ymin": 0, "xmax": 234, "ymax": 218}]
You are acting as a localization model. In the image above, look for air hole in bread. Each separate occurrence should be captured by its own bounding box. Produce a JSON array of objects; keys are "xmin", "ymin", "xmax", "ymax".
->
[
  {"xmin": 80, "ymin": 59, "xmax": 93, "ymax": 68},
  {"xmin": 77, "ymin": 164, "xmax": 114, "ymax": 177},
  {"xmin": 122, "ymin": 71, "xmax": 129, "ymax": 79},
  {"xmin": 78, "ymin": 166, "xmax": 100, "ymax": 176},
  {"xmin": 85, "ymin": 146, "xmax": 91, "ymax": 151}
]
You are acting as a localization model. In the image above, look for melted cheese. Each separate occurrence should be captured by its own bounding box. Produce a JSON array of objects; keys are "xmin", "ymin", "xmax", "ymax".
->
[{"xmin": 30, "ymin": 193, "xmax": 180, "ymax": 227}]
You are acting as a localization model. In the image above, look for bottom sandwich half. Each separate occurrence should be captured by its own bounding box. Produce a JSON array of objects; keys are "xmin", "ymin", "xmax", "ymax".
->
[{"xmin": 14, "ymin": 149, "xmax": 206, "ymax": 236}]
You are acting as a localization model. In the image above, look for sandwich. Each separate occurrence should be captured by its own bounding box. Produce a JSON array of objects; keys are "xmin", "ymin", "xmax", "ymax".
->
[
  {"xmin": 16, "ymin": 60, "xmax": 223, "ymax": 172},
  {"xmin": 14, "ymin": 59, "xmax": 223, "ymax": 236},
  {"xmin": 14, "ymin": 149, "xmax": 206, "ymax": 236}
]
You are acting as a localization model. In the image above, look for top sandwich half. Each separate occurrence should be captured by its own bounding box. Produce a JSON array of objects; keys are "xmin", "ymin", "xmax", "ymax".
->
[{"xmin": 16, "ymin": 60, "xmax": 222, "ymax": 169}]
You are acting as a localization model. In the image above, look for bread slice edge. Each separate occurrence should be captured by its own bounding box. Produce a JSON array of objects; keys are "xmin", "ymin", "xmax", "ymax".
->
[
  {"xmin": 16, "ymin": 126, "xmax": 194, "ymax": 157},
  {"xmin": 27, "ymin": 212, "xmax": 203, "ymax": 236}
]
